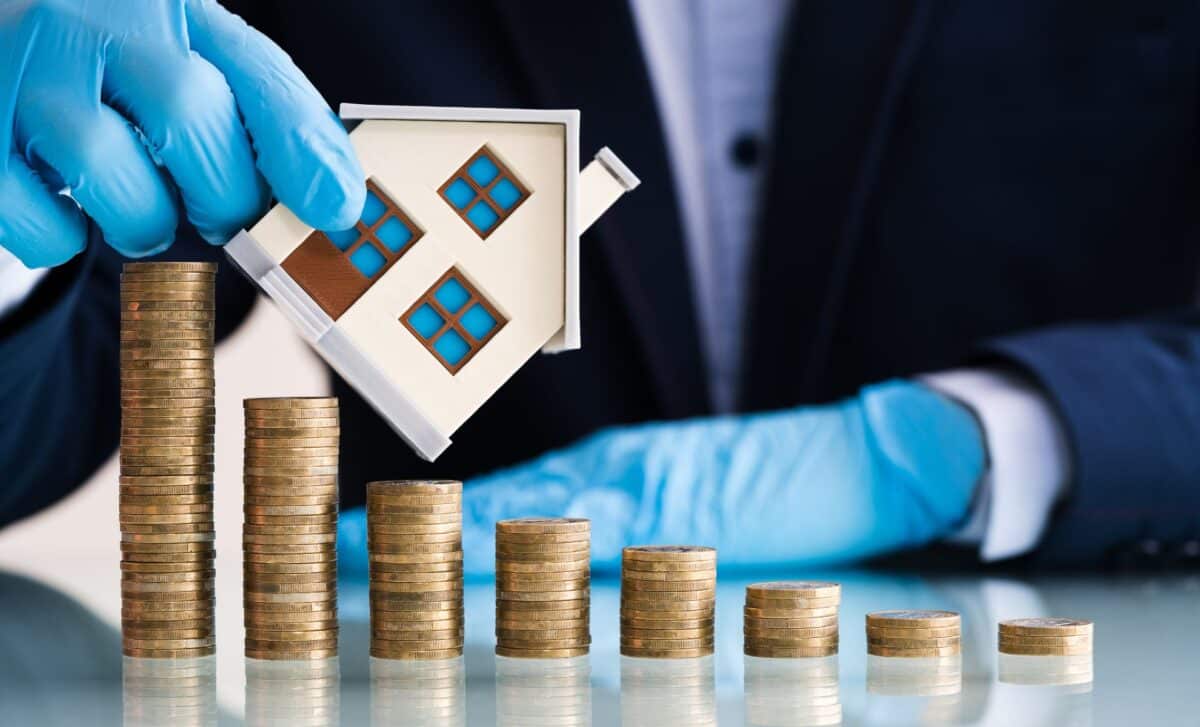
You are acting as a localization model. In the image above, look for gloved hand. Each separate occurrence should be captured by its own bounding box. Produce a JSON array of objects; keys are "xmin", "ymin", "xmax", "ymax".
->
[
  {"xmin": 339, "ymin": 380, "xmax": 987, "ymax": 576},
  {"xmin": 0, "ymin": 0, "xmax": 365, "ymax": 267}
]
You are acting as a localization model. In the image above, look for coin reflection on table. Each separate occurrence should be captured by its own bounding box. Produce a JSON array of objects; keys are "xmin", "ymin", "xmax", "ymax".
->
[
  {"xmin": 996, "ymin": 654, "xmax": 1093, "ymax": 726},
  {"xmin": 620, "ymin": 655, "xmax": 716, "ymax": 726},
  {"xmin": 244, "ymin": 657, "xmax": 339, "ymax": 727},
  {"xmin": 998, "ymin": 652, "xmax": 1093, "ymax": 688},
  {"xmin": 744, "ymin": 655, "xmax": 841, "ymax": 726},
  {"xmin": 371, "ymin": 656, "xmax": 465, "ymax": 726},
  {"xmin": 865, "ymin": 654, "xmax": 963, "ymax": 724},
  {"xmin": 122, "ymin": 655, "xmax": 217, "ymax": 727},
  {"xmin": 496, "ymin": 654, "xmax": 590, "ymax": 726}
]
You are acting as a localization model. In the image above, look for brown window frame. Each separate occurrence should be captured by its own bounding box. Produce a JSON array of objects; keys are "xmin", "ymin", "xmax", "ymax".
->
[
  {"xmin": 400, "ymin": 268, "xmax": 507, "ymax": 375},
  {"xmin": 331, "ymin": 178, "xmax": 425, "ymax": 278},
  {"xmin": 437, "ymin": 146, "xmax": 531, "ymax": 240}
]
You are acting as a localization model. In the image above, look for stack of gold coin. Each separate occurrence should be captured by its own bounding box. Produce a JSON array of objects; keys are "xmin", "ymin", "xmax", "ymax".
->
[
  {"xmin": 998, "ymin": 617, "xmax": 1093, "ymax": 656},
  {"xmin": 243, "ymin": 397, "xmax": 340, "ymax": 660},
  {"xmin": 245, "ymin": 656, "xmax": 339, "ymax": 726},
  {"xmin": 743, "ymin": 581, "xmax": 840, "ymax": 658},
  {"xmin": 122, "ymin": 656, "xmax": 217, "ymax": 727},
  {"xmin": 368, "ymin": 480, "xmax": 463, "ymax": 660},
  {"xmin": 866, "ymin": 610, "xmax": 962, "ymax": 657},
  {"xmin": 120, "ymin": 261, "xmax": 217, "ymax": 659},
  {"xmin": 371, "ymin": 657, "xmax": 466, "ymax": 727},
  {"xmin": 620, "ymin": 545, "xmax": 716, "ymax": 658},
  {"xmin": 495, "ymin": 518, "xmax": 591, "ymax": 658}
]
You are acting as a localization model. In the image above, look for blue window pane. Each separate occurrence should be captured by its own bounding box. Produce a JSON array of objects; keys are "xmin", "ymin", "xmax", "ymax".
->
[
  {"xmin": 488, "ymin": 178, "xmax": 522, "ymax": 211},
  {"xmin": 361, "ymin": 191, "xmax": 387, "ymax": 227},
  {"xmin": 348, "ymin": 242, "xmax": 386, "ymax": 278},
  {"xmin": 433, "ymin": 328, "xmax": 470, "ymax": 367},
  {"xmin": 467, "ymin": 154, "xmax": 499, "ymax": 186},
  {"xmin": 444, "ymin": 178, "xmax": 475, "ymax": 210},
  {"xmin": 375, "ymin": 217, "xmax": 412, "ymax": 253},
  {"xmin": 466, "ymin": 201, "xmax": 499, "ymax": 233},
  {"xmin": 460, "ymin": 303, "xmax": 497, "ymax": 341},
  {"xmin": 407, "ymin": 303, "xmax": 443, "ymax": 339},
  {"xmin": 434, "ymin": 276, "xmax": 470, "ymax": 314},
  {"xmin": 323, "ymin": 227, "xmax": 359, "ymax": 251}
]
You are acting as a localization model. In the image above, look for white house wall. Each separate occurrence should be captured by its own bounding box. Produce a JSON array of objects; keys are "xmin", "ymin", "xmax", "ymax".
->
[{"xmin": 338, "ymin": 119, "xmax": 566, "ymax": 435}]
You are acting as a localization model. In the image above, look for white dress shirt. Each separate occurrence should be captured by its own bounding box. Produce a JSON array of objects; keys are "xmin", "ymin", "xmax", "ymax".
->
[
  {"xmin": 0, "ymin": 0, "xmax": 1070, "ymax": 560},
  {"xmin": 629, "ymin": 0, "xmax": 1069, "ymax": 559}
]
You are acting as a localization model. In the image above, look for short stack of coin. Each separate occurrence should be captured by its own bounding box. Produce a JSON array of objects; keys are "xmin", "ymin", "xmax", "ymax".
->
[
  {"xmin": 371, "ymin": 657, "xmax": 466, "ymax": 727},
  {"xmin": 866, "ymin": 610, "xmax": 961, "ymax": 658},
  {"xmin": 496, "ymin": 653, "xmax": 591, "ymax": 727},
  {"xmin": 120, "ymin": 261, "xmax": 217, "ymax": 659},
  {"xmin": 620, "ymin": 545, "xmax": 716, "ymax": 658},
  {"xmin": 743, "ymin": 581, "xmax": 840, "ymax": 658},
  {"xmin": 495, "ymin": 518, "xmax": 591, "ymax": 658},
  {"xmin": 243, "ymin": 397, "xmax": 340, "ymax": 660},
  {"xmin": 998, "ymin": 617, "xmax": 1093, "ymax": 657},
  {"xmin": 368, "ymin": 480, "xmax": 464, "ymax": 660}
]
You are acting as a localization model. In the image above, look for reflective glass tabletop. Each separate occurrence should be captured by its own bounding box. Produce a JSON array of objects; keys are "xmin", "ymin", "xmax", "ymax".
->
[{"xmin": 1, "ymin": 567, "xmax": 1195, "ymax": 726}]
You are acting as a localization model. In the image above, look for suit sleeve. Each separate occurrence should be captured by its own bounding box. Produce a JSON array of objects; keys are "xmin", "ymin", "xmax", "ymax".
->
[
  {"xmin": 982, "ymin": 312, "xmax": 1200, "ymax": 566},
  {"xmin": 0, "ymin": 228, "xmax": 257, "ymax": 527}
]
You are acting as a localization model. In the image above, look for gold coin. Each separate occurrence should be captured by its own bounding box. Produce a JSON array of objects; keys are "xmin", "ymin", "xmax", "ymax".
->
[
  {"xmin": 496, "ymin": 551, "xmax": 591, "ymax": 564},
  {"xmin": 369, "ymin": 570, "xmax": 462, "ymax": 584},
  {"xmin": 122, "ymin": 569, "xmax": 214, "ymax": 583},
  {"xmin": 119, "ymin": 487, "xmax": 213, "ymax": 499},
  {"xmin": 244, "ymin": 473, "xmax": 339, "ymax": 486},
  {"xmin": 997, "ymin": 634, "xmax": 1092, "ymax": 647},
  {"xmin": 122, "ymin": 524, "xmax": 214, "ymax": 535},
  {"xmin": 123, "ymin": 645, "xmax": 216, "ymax": 658},
  {"xmin": 622, "ymin": 545, "xmax": 715, "ymax": 562},
  {"xmin": 123, "ymin": 635, "xmax": 215, "ymax": 649},
  {"xmin": 122, "ymin": 531, "xmax": 214, "ymax": 543},
  {"xmin": 744, "ymin": 625, "xmax": 839, "ymax": 638},
  {"xmin": 620, "ymin": 601, "xmax": 714, "ymax": 616},
  {"xmin": 121, "ymin": 617, "xmax": 212, "ymax": 630},
  {"xmin": 244, "ymin": 599, "xmax": 336, "ymax": 613},
  {"xmin": 120, "ymin": 474, "xmax": 212, "ymax": 486},
  {"xmin": 367, "ymin": 480, "xmax": 462, "ymax": 495},
  {"xmin": 121, "ymin": 541, "xmax": 213, "ymax": 554},
  {"xmin": 495, "ymin": 517, "xmax": 590, "ymax": 534},
  {"xmin": 245, "ymin": 449, "xmax": 341, "ymax": 463},
  {"xmin": 622, "ymin": 627, "xmax": 713, "ymax": 640},
  {"xmin": 243, "ymin": 456, "xmax": 340, "ymax": 470},
  {"xmin": 618, "ymin": 646, "xmax": 710, "ymax": 658},
  {"xmin": 622, "ymin": 579, "xmax": 714, "ymax": 593},
  {"xmin": 121, "ymin": 552, "xmax": 214, "ymax": 565},
  {"xmin": 371, "ymin": 616, "xmax": 462, "ymax": 630},
  {"xmin": 368, "ymin": 552, "xmax": 462, "ymax": 565},
  {"xmin": 120, "ymin": 503, "xmax": 213, "ymax": 516},
  {"xmin": 498, "ymin": 589, "xmax": 589, "ymax": 602},
  {"xmin": 243, "ymin": 533, "xmax": 335, "ymax": 545},
  {"xmin": 369, "ymin": 645, "xmax": 461, "ymax": 659},
  {"xmin": 120, "ymin": 357, "xmax": 213, "ymax": 370},
  {"xmin": 747, "ymin": 581, "xmax": 840, "ymax": 598},
  {"xmin": 621, "ymin": 560, "xmax": 715, "ymax": 573},
  {"xmin": 621, "ymin": 569, "xmax": 715, "ymax": 583},
  {"xmin": 369, "ymin": 579, "xmax": 461, "ymax": 593},
  {"xmin": 746, "ymin": 595, "xmax": 840, "ymax": 610},
  {"xmin": 244, "ymin": 396, "xmax": 338, "ymax": 409},
  {"xmin": 123, "ymin": 261, "xmax": 216, "ymax": 273},
  {"xmin": 368, "ymin": 493, "xmax": 462, "ymax": 507},
  {"xmin": 370, "ymin": 590, "xmax": 463, "ymax": 604},
  {"xmin": 500, "ymin": 605, "xmax": 589, "ymax": 619},
  {"xmin": 370, "ymin": 599, "xmax": 464, "ymax": 614},
  {"xmin": 244, "ymin": 543, "xmax": 335, "ymax": 555},
  {"xmin": 244, "ymin": 615, "xmax": 338, "ymax": 628},
  {"xmin": 119, "ymin": 493, "xmax": 212, "ymax": 505},
  {"xmin": 744, "ymin": 634, "xmax": 842, "ymax": 648},
  {"xmin": 866, "ymin": 611, "xmax": 960, "ymax": 629},
  {"xmin": 494, "ymin": 559, "xmax": 589, "ymax": 573},
  {"xmin": 247, "ymin": 628, "xmax": 342, "ymax": 642},
  {"xmin": 123, "ymin": 626, "xmax": 213, "ymax": 640},
  {"xmin": 997, "ymin": 618, "xmax": 1093, "ymax": 637},
  {"xmin": 244, "ymin": 559, "xmax": 337, "ymax": 573},
  {"xmin": 867, "ymin": 625, "xmax": 960, "ymax": 639},
  {"xmin": 745, "ymin": 606, "xmax": 839, "ymax": 619},
  {"xmin": 372, "ymin": 628, "xmax": 463, "ymax": 642},
  {"xmin": 244, "ymin": 503, "xmax": 338, "ymax": 516},
  {"xmin": 244, "ymin": 591, "xmax": 335, "ymax": 603},
  {"xmin": 243, "ymin": 466, "xmax": 338, "ymax": 478},
  {"xmin": 245, "ymin": 437, "xmax": 341, "ymax": 451},
  {"xmin": 490, "ymin": 567, "xmax": 589, "ymax": 584},
  {"xmin": 621, "ymin": 589, "xmax": 714, "ymax": 603},
  {"xmin": 620, "ymin": 616, "xmax": 713, "ymax": 630},
  {"xmin": 368, "ymin": 559, "xmax": 462, "ymax": 572},
  {"xmin": 367, "ymin": 504, "xmax": 463, "ymax": 517},
  {"xmin": 495, "ymin": 646, "xmax": 589, "ymax": 659},
  {"xmin": 744, "ymin": 645, "xmax": 838, "ymax": 658},
  {"xmin": 244, "ymin": 427, "xmax": 341, "ymax": 439},
  {"xmin": 119, "ymin": 513, "xmax": 213, "ymax": 525},
  {"xmin": 367, "ymin": 522, "xmax": 461, "ymax": 536},
  {"xmin": 368, "ymin": 541, "xmax": 462, "ymax": 554},
  {"xmin": 495, "ymin": 578, "xmax": 589, "ymax": 593},
  {"xmin": 868, "ymin": 645, "xmax": 961, "ymax": 657},
  {"xmin": 120, "ymin": 269, "xmax": 215, "ymax": 281},
  {"xmin": 245, "ymin": 581, "xmax": 336, "ymax": 595},
  {"xmin": 366, "ymin": 531, "xmax": 460, "ymax": 545},
  {"xmin": 244, "ymin": 517, "xmax": 338, "ymax": 530},
  {"xmin": 495, "ymin": 617, "xmax": 590, "ymax": 631},
  {"xmin": 620, "ymin": 637, "xmax": 713, "ymax": 650},
  {"xmin": 245, "ymin": 638, "xmax": 338, "ymax": 652},
  {"xmin": 244, "ymin": 414, "xmax": 340, "ymax": 427}
]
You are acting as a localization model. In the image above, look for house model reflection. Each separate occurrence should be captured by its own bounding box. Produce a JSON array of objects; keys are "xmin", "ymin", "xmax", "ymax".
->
[{"xmin": 226, "ymin": 104, "xmax": 639, "ymax": 461}]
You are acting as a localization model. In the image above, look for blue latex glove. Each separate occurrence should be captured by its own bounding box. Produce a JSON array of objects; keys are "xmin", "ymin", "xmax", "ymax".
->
[
  {"xmin": 0, "ymin": 0, "xmax": 364, "ymax": 267},
  {"xmin": 339, "ymin": 380, "xmax": 987, "ymax": 576}
]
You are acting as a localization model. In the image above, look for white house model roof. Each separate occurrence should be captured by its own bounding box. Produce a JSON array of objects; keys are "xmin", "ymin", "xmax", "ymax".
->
[{"xmin": 225, "ymin": 104, "xmax": 638, "ymax": 461}]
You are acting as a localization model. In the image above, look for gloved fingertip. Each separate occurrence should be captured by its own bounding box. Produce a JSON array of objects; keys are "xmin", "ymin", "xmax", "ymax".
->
[{"xmin": 110, "ymin": 234, "xmax": 175, "ymax": 260}]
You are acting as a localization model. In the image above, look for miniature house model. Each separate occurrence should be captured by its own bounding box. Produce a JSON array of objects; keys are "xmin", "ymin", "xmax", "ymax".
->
[{"xmin": 226, "ymin": 104, "xmax": 639, "ymax": 461}]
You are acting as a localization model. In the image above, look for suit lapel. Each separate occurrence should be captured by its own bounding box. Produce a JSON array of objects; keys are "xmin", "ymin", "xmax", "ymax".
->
[
  {"xmin": 491, "ymin": 0, "xmax": 710, "ymax": 418},
  {"xmin": 741, "ymin": 0, "xmax": 937, "ymax": 408}
]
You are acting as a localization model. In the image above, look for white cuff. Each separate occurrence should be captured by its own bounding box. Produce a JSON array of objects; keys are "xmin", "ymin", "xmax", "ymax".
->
[
  {"xmin": 922, "ymin": 368, "xmax": 1071, "ymax": 561},
  {"xmin": 0, "ymin": 247, "xmax": 49, "ymax": 318}
]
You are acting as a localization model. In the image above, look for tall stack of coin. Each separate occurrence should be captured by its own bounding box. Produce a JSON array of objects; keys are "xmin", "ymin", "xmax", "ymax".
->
[
  {"xmin": 743, "ymin": 581, "xmax": 840, "ymax": 658},
  {"xmin": 243, "ymin": 397, "xmax": 340, "ymax": 660},
  {"xmin": 245, "ymin": 657, "xmax": 340, "ymax": 727},
  {"xmin": 371, "ymin": 657, "xmax": 466, "ymax": 727},
  {"xmin": 496, "ymin": 654, "xmax": 591, "ymax": 727},
  {"xmin": 744, "ymin": 655, "xmax": 841, "ymax": 726},
  {"xmin": 620, "ymin": 545, "xmax": 716, "ymax": 658},
  {"xmin": 866, "ymin": 610, "xmax": 962, "ymax": 658},
  {"xmin": 998, "ymin": 617, "xmax": 1093, "ymax": 657},
  {"xmin": 123, "ymin": 656, "xmax": 217, "ymax": 727},
  {"xmin": 495, "ymin": 518, "xmax": 591, "ymax": 658},
  {"xmin": 120, "ymin": 261, "xmax": 217, "ymax": 659},
  {"xmin": 368, "ymin": 480, "xmax": 463, "ymax": 659}
]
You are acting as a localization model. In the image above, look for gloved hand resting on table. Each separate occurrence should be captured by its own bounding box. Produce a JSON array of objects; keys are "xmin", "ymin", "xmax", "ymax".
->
[
  {"xmin": 0, "ymin": 0, "xmax": 364, "ymax": 267},
  {"xmin": 339, "ymin": 380, "xmax": 987, "ymax": 576}
]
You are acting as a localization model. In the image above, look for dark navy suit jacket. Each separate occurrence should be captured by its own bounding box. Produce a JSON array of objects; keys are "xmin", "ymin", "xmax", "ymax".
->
[{"xmin": 3, "ymin": 1, "xmax": 1199, "ymax": 567}]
